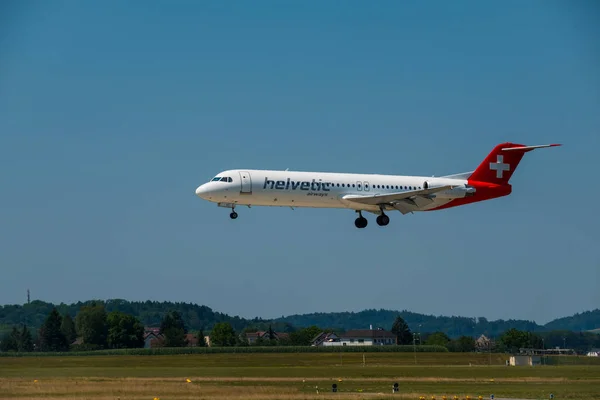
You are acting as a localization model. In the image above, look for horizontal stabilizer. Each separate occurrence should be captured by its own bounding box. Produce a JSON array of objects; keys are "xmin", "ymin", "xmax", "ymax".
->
[{"xmin": 501, "ymin": 143, "xmax": 561, "ymax": 152}]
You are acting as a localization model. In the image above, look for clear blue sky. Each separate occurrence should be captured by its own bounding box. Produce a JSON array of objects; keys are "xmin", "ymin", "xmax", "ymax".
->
[{"xmin": 1, "ymin": 0, "xmax": 598, "ymax": 325}]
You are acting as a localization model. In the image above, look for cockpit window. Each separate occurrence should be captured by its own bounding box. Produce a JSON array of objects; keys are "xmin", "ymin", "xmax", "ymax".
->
[{"xmin": 211, "ymin": 176, "xmax": 233, "ymax": 183}]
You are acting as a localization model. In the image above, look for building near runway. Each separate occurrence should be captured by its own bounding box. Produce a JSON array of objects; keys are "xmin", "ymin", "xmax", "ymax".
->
[{"xmin": 509, "ymin": 355, "xmax": 541, "ymax": 366}]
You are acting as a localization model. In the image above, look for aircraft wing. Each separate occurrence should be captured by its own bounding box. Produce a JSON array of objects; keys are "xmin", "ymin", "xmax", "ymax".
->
[{"xmin": 342, "ymin": 185, "xmax": 455, "ymax": 214}]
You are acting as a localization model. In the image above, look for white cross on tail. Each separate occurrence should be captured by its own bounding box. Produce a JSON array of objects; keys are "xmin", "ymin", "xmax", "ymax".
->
[{"xmin": 489, "ymin": 155, "xmax": 510, "ymax": 178}]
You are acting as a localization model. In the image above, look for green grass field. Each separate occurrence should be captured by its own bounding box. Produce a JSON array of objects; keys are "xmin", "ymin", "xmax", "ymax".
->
[{"xmin": 1, "ymin": 352, "xmax": 599, "ymax": 400}]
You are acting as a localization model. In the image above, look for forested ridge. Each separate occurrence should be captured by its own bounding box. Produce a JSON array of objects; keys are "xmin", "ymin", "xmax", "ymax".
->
[
  {"xmin": 274, "ymin": 309, "xmax": 600, "ymax": 338},
  {"xmin": 1, "ymin": 299, "xmax": 599, "ymax": 338},
  {"xmin": 2, "ymin": 300, "xmax": 600, "ymax": 355},
  {"xmin": 0, "ymin": 299, "xmax": 249, "ymax": 333}
]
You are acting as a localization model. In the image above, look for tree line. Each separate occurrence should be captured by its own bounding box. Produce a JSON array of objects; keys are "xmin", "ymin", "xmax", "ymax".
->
[
  {"xmin": 416, "ymin": 327, "xmax": 600, "ymax": 354},
  {"xmin": 2, "ymin": 300, "xmax": 598, "ymax": 340},
  {"xmin": 380, "ymin": 317, "xmax": 600, "ymax": 354},
  {"xmin": 0, "ymin": 299, "xmax": 600, "ymax": 339},
  {"xmin": 1, "ymin": 300, "xmax": 599, "ymax": 354},
  {"xmin": 391, "ymin": 316, "xmax": 478, "ymax": 352},
  {"xmin": 0, "ymin": 304, "xmax": 326, "ymax": 352},
  {"xmin": 5, "ymin": 307, "xmax": 598, "ymax": 355},
  {"xmin": 0, "ymin": 299, "xmax": 249, "ymax": 335},
  {"xmin": 0, "ymin": 303, "xmax": 201, "ymax": 352}
]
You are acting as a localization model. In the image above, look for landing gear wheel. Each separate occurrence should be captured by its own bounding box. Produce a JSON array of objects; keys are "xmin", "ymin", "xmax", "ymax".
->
[
  {"xmin": 376, "ymin": 214, "xmax": 390, "ymax": 226},
  {"xmin": 354, "ymin": 211, "xmax": 368, "ymax": 229},
  {"xmin": 354, "ymin": 217, "xmax": 368, "ymax": 229},
  {"xmin": 230, "ymin": 211, "xmax": 238, "ymax": 219}
]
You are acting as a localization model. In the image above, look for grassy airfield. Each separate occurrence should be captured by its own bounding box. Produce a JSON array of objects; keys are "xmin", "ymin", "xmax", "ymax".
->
[{"xmin": 1, "ymin": 352, "xmax": 599, "ymax": 400}]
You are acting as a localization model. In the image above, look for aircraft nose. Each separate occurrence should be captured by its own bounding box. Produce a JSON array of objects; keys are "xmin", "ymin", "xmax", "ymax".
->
[{"xmin": 195, "ymin": 184, "xmax": 209, "ymax": 198}]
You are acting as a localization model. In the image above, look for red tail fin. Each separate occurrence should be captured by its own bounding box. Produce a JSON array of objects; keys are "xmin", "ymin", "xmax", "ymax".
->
[{"xmin": 469, "ymin": 142, "xmax": 561, "ymax": 184}]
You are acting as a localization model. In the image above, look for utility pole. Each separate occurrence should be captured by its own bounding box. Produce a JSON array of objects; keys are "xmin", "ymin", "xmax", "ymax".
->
[
  {"xmin": 27, "ymin": 289, "xmax": 30, "ymax": 304},
  {"xmin": 413, "ymin": 333, "xmax": 417, "ymax": 364},
  {"xmin": 542, "ymin": 338, "xmax": 545, "ymax": 365}
]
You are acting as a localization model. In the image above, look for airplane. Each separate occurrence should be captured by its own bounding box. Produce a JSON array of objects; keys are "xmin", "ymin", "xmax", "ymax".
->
[{"xmin": 195, "ymin": 142, "xmax": 561, "ymax": 228}]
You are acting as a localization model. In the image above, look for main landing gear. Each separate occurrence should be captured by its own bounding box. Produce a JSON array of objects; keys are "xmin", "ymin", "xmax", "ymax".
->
[
  {"xmin": 376, "ymin": 213, "xmax": 390, "ymax": 226},
  {"xmin": 354, "ymin": 211, "xmax": 368, "ymax": 229},
  {"xmin": 354, "ymin": 209, "xmax": 390, "ymax": 228}
]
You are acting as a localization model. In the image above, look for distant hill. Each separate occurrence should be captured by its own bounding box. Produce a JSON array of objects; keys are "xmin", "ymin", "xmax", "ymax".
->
[
  {"xmin": 1, "ymin": 300, "xmax": 598, "ymax": 338},
  {"xmin": 273, "ymin": 309, "xmax": 543, "ymax": 338},
  {"xmin": 274, "ymin": 308, "xmax": 600, "ymax": 338},
  {"xmin": 0, "ymin": 299, "xmax": 251, "ymax": 333},
  {"xmin": 543, "ymin": 309, "xmax": 600, "ymax": 332}
]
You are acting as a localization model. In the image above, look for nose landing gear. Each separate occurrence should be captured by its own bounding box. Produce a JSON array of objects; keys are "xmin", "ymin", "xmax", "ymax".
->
[{"xmin": 230, "ymin": 211, "xmax": 238, "ymax": 219}]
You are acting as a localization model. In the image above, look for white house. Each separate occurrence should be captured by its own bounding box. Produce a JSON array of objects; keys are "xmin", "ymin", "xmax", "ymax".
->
[
  {"xmin": 586, "ymin": 349, "xmax": 599, "ymax": 357},
  {"xmin": 321, "ymin": 328, "xmax": 396, "ymax": 346}
]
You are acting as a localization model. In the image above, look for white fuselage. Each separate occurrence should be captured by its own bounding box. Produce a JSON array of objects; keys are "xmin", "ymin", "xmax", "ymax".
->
[{"xmin": 195, "ymin": 169, "xmax": 469, "ymax": 213}]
